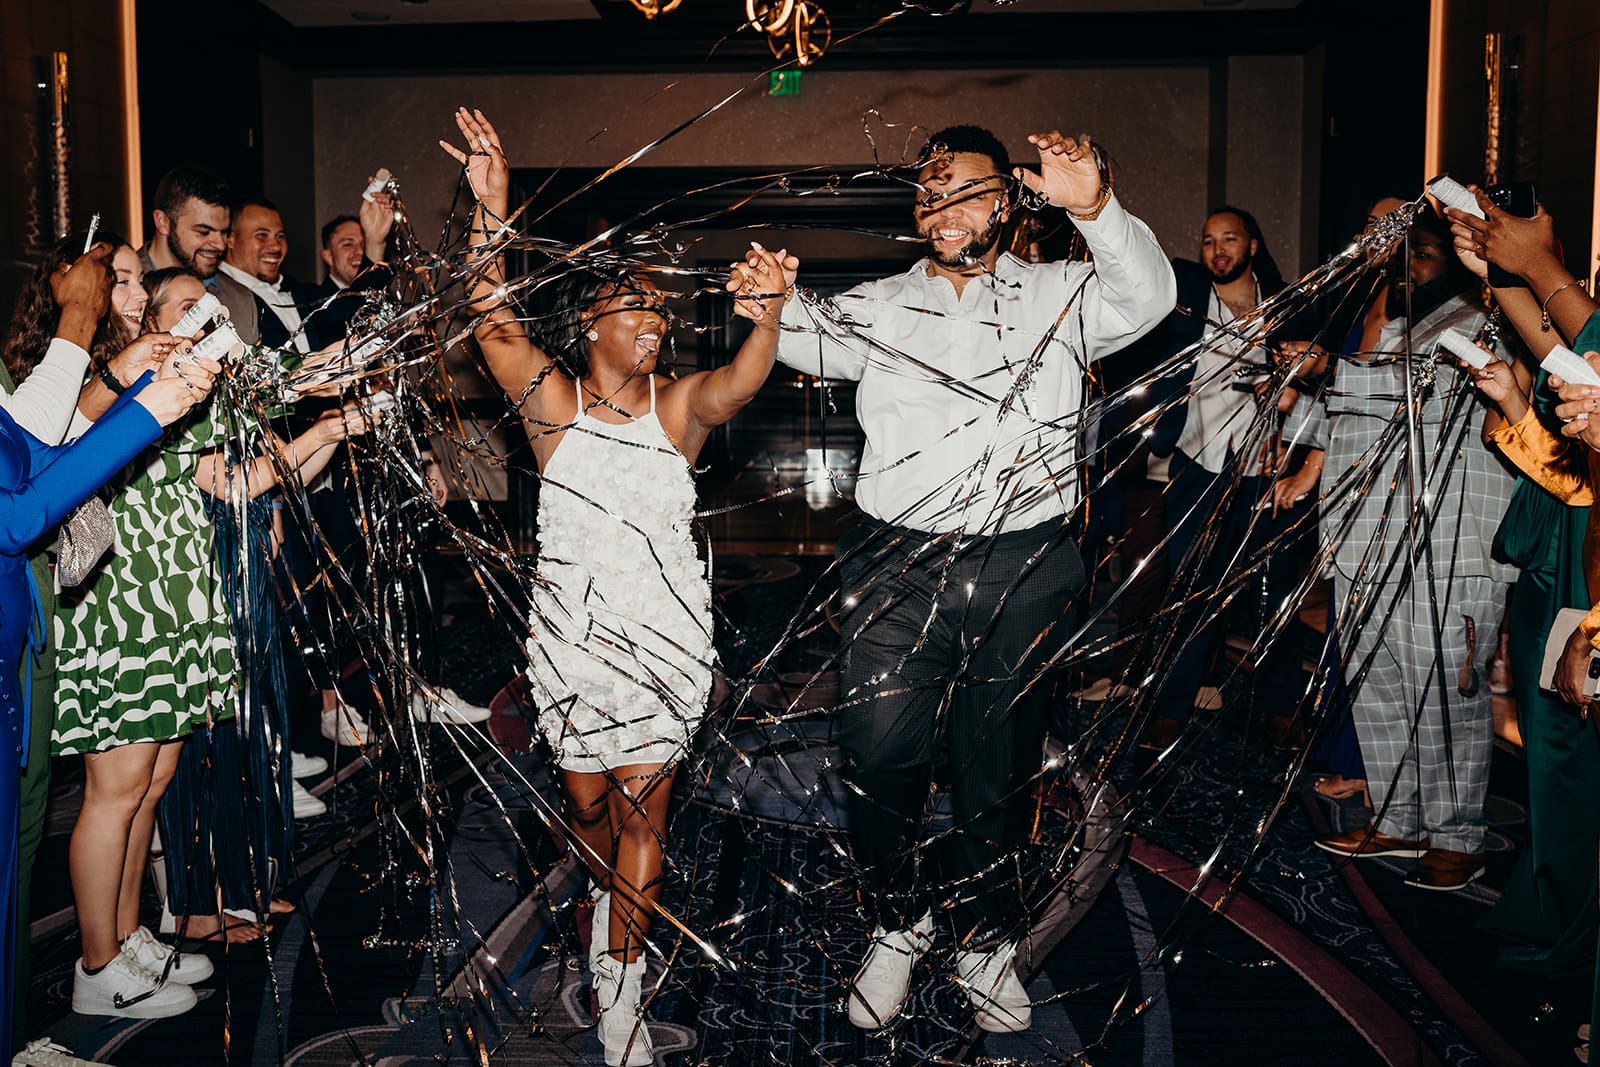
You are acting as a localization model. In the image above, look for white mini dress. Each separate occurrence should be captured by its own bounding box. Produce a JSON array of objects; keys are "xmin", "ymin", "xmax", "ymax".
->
[{"xmin": 526, "ymin": 375, "xmax": 713, "ymax": 772}]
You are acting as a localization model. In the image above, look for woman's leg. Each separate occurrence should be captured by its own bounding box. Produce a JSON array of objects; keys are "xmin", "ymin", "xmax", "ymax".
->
[
  {"xmin": 604, "ymin": 763, "xmax": 675, "ymax": 964},
  {"xmin": 114, "ymin": 740, "xmax": 182, "ymax": 942},
  {"xmin": 73, "ymin": 742, "xmax": 160, "ymax": 969},
  {"xmin": 561, "ymin": 768, "xmax": 617, "ymax": 892}
]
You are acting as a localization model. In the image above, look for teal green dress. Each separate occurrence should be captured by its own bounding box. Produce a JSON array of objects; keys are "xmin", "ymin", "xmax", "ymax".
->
[
  {"xmin": 1482, "ymin": 445, "xmax": 1597, "ymax": 974},
  {"xmin": 1481, "ymin": 313, "xmax": 1600, "ymax": 989}
]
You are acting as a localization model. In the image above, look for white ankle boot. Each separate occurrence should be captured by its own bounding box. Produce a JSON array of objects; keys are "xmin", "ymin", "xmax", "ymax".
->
[
  {"xmin": 955, "ymin": 940, "xmax": 1032, "ymax": 1032},
  {"xmin": 589, "ymin": 889, "xmax": 611, "ymax": 975},
  {"xmin": 592, "ymin": 953, "xmax": 653, "ymax": 1066},
  {"xmin": 846, "ymin": 912, "xmax": 934, "ymax": 1029}
]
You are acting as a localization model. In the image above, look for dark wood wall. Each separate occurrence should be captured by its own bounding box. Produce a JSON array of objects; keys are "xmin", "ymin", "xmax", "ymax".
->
[
  {"xmin": 133, "ymin": 0, "xmax": 268, "ymax": 225},
  {"xmin": 0, "ymin": 1, "xmax": 128, "ymax": 320},
  {"xmin": 1439, "ymin": 0, "xmax": 1600, "ymax": 278}
]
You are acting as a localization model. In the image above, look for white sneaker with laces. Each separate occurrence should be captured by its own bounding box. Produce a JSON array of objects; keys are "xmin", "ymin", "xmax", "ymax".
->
[
  {"xmin": 122, "ymin": 925, "xmax": 212, "ymax": 984},
  {"xmin": 320, "ymin": 704, "xmax": 368, "ymax": 746},
  {"xmin": 846, "ymin": 912, "xmax": 934, "ymax": 1029},
  {"xmin": 12, "ymin": 1038, "xmax": 111, "ymax": 1067},
  {"xmin": 410, "ymin": 686, "xmax": 492, "ymax": 725},
  {"xmin": 290, "ymin": 750, "xmax": 328, "ymax": 778},
  {"xmin": 71, "ymin": 942, "xmax": 197, "ymax": 1019},
  {"xmin": 955, "ymin": 941, "xmax": 1032, "ymax": 1033},
  {"xmin": 291, "ymin": 779, "xmax": 328, "ymax": 818}
]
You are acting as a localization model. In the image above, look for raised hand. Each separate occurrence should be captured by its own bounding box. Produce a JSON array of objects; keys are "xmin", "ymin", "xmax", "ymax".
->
[
  {"xmin": 424, "ymin": 459, "xmax": 448, "ymax": 507},
  {"xmin": 133, "ymin": 354, "xmax": 220, "ymax": 427},
  {"xmin": 51, "ymin": 243, "xmax": 114, "ymax": 321},
  {"xmin": 1275, "ymin": 340, "xmax": 1329, "ymax": 382},
  {"xmin": 359, "ymin": 188, "xmax": 396, "ymax": 259},
  {"xmin": 1551, "ymin": 351, "xmax": 1600, "ymax": 450},
  {"xmin": 1466, "ymin": 353, "xmax": 1520, "ymax": 405},
  {"xmin": 438, "ymin": 108, "xmax": 509, "ymax": 216},
  {"xmin": 1014, "ymin": 130, "xmax": 1103, "ymax": 215},
  {"xmin": 726, "ymin": 243, "xmax": 797, "ymax": 330},
  {"xmin": 1447, "ymin": 224, "xmax": 1490, "ymax": 283},
  {"xmin": 1445, "ymin": 186, "xmax": 1559, "ymax": 284},
  {"xmin": 114, "ymin": 332, "xmax": 186, "ymax": 386}
]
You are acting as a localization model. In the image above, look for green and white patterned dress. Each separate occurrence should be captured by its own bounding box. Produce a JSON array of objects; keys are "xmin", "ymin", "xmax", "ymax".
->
[{"xmin": 53, "ymin": 403, "xmax": 237, "ymax": 755}]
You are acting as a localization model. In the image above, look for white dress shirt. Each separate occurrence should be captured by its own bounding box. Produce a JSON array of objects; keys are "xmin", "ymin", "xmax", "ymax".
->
[
  {"xmin": 1174, "ymin": 284, "xmax": 1270, "ymax": 474},
  {"xmin": 776, "ymin": 195, "xmax": 1175, "ymax": 534},
  {"xmin": 219, "ymin": 261, "xmax": 309, "ymax": 353}
]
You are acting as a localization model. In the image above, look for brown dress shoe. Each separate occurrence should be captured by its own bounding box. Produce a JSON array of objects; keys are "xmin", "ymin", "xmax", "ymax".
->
[
  {"xmin": 1313, "ymin": 824, "xmax": 1428, "ymax": 859},
  {"xmin": 1402, "ymin": 847, "xmax": 1486, "ymax": 891},
  {"xmin": 1138, "ymin": 717, "xmax": 1182, "ymax": 751}
]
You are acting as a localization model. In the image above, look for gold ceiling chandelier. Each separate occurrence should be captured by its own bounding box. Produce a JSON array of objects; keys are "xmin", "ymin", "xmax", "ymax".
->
[
  {"xmin": 626, "ymin": 0, "xmax": 683, "ymax": 19},
  {"xmin": 627, "ymin": 0, "xmax": 831, "ymax": 67}
]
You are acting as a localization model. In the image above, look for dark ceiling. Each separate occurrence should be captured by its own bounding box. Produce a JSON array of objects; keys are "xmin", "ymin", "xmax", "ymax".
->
[{"xmin": 245, "ymin": 0, "xmax": 1342, "ymax": 74}]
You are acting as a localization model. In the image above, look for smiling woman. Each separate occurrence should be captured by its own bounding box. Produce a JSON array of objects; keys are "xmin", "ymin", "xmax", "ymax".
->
[{"xmin": 440, "ymin": 105, "xmax": 799, "ymax": 1066}]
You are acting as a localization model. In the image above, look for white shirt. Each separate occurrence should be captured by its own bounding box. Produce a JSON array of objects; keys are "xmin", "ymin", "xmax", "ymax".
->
[
  {"xmin": 219, "ymin": 261, "xmax": 309, "ymax": 353},
  {"xmin": 5, "ymin": 337, "xmax": 93, "ymax": 444},
  {"xmin": 1174, "ymin": 284, "xmax": 1270, "ymax": 473},
  {"xmin": 777, "ymin": 195, "xmax": 1175, "ymax": 534}
]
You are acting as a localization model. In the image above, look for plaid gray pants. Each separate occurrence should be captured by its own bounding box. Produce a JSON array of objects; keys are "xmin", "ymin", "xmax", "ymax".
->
[{"xmin": 1344, "ymin": 573, "xmax": 1506, "ymax": 853}]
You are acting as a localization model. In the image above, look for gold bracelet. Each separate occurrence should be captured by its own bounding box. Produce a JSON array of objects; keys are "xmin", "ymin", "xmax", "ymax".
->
[
  {"xmin": 1541, "ymin": 278, "xmax": 1585, "ymax": 332},
  {"xmin": 1067, "ymin": 185, "xmax": 1113, "ymax": 222}
]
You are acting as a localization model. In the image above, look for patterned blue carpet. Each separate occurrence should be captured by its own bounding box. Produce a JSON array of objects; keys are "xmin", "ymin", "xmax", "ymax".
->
[{"xmin": 15, "ymin": 555, "xmax": 1569, "ymax": 1065}]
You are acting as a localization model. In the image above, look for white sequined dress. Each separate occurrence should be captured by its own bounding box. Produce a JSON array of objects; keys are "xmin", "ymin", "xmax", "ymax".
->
[{"xmin": 527, "ymin": 375, "xmax": 712, "ymax": 772}]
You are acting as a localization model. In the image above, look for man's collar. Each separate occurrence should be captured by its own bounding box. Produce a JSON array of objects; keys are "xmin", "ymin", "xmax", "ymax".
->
[
  {"xmin": 912, "ymin": 250, "xmax": 1025, "ymax": 287},
  {"xmin": 219, "ymin": 260, "xmax": 284, "ymax": 297}
]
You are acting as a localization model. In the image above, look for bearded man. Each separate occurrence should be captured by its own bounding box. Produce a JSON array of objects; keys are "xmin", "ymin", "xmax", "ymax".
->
[
  {"xmin": 139, "ymin": 164, "xmax": 261, "ymax": 343},
  {"xmin": 773, "ymin": 124, "xmax": 1173, "ymax": 1032},
  {"xmin": 1139, "ymin": 206, "xmax": 1303, "ymax": 746}
]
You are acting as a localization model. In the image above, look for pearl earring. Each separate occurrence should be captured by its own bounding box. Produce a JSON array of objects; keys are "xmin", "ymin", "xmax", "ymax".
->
[{"xmin": 585, "ymin": 329, "xmax": 599, "ymax": 342}]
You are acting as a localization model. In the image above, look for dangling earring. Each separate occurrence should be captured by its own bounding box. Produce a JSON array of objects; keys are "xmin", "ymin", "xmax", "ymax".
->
[{"xmin": 585, "ymin": 329, "xmax": 599, "ymax": 342}]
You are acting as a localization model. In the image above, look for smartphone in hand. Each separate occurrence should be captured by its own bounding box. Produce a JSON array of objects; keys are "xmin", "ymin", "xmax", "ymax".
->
[{"xmin": 1484, "ymin": 181, "xmax": 1536, "ymax": 289}]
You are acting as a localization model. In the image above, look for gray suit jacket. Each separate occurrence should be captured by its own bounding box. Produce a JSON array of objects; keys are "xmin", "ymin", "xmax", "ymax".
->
[{"xmin": 212, "ymin": 272, "xmax": 261, "ymax": 345}]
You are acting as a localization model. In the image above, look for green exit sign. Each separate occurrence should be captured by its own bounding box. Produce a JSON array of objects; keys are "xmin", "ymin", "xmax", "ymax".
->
[{"xmin": 770, "ymin": 70, "xmax": 802, "ymax": 96}]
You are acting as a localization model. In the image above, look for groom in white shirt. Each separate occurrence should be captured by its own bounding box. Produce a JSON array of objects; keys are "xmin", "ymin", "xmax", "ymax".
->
[{"xmin": 767, "ymin": 125, "xmax": 1174, "ymax": 1032}]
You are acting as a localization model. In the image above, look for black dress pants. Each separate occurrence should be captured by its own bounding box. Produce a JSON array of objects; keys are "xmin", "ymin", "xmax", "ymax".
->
[{"xmin": 837, "ymin": 516, "xmax": 1085, "ymax": 948}]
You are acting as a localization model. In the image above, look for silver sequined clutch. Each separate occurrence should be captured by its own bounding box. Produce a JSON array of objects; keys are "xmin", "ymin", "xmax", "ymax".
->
[{"xmin": 56, "ymin": 496, "xmax": 114, "ymax": 587}]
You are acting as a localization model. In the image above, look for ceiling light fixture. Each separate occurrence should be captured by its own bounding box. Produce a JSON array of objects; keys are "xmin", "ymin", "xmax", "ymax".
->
[
  {"xmin": 626, "ymin": 0, "xmax": 684, "ymax": 19},
  {"xmin": 630, "ymin": 0, "xmax": 831, "ymax": 67},
  {"xmin": 744, "ymin": 0, "xmax": 829, "ymax": 67}
]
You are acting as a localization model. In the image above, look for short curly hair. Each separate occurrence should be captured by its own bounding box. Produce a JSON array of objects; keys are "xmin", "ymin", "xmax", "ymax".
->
[{"xmin": 921, "ymin": 125, "xmax": 1010, "ymax": 180}]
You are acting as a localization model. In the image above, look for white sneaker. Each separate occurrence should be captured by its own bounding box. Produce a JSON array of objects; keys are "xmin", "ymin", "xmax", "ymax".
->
[
  {"xmin": 290, "ymin": 750, "xmax": 328, "ymax": 779},
  {"xmin": 955, "ymin": 941, "xmax": 1032, "ymax": 1033},
  {"xmin": 846, "ymin": 912, "xmax": 934, "ymax": 1029},
  {"xmin": 592, "ymin": 954, "xmax": 653, "ymax": 1067},
  {"xmin": 12, "ymin": 1038, "xmax": 110, "ymax": 1067},
  {"xmin": 71, "ymin": 943, "xmax": 197, "ymax": 1019},
  {"xmin": 410, "ymin": 686, "xmax": 492, "ymax": 725},
  {"xmin": 320, "ymin": 704, "xmax": 369, "ymax": 746},
  {"xmin": 122, "ymin": 925, "xmax": 212, "ymax": 984},
  {"xmin": 291, "ymin": 780, "xmax": 328, "ymax": 818}
]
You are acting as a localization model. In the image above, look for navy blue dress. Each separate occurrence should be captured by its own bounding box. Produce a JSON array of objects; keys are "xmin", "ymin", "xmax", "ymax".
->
[{"xmin": 0, "ymin": 376, "xmax": 163, "ymax": 1051}]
